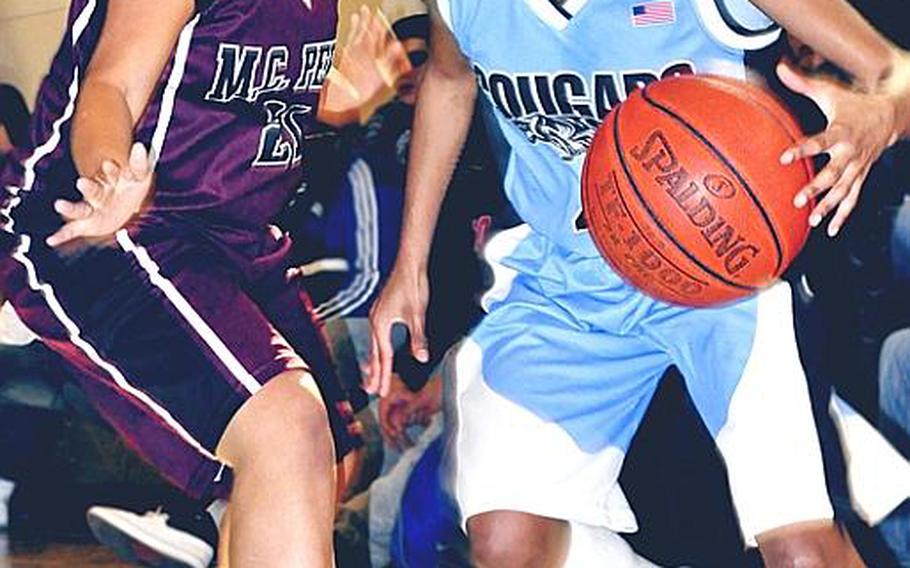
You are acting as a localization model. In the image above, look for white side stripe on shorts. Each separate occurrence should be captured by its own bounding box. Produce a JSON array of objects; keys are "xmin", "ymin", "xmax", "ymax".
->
[
  {"xmin": 12, "ymin": 235, "xmax": 218, "ymax": 461},
  {"xmin": 1, "ymin": 0, "xmax": 99, "ymax": 233},
  {"xmin": 116, "ymin": 230, "xmax": 263, "ymax": 395},
  {"xmin": 114, "ymin": 14, "xmax": 262, "ymax": 396},
  {"xmin": 0, "ymin": 3, "xmax": 221, "ymax": 463}
]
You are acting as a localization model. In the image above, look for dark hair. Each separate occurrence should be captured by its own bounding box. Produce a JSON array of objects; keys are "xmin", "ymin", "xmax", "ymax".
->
[
  {"xmin": 392, "ymin": 14, "xmax": 429, "ymax": 42},
  {"xmin": 0, "ymin": 84, "xmax": 31, "ymax": 148}
]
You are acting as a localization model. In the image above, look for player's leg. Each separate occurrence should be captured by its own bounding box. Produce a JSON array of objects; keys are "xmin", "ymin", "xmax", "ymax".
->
[
  {"xmin": 647, "ymin": 282, "xmax": 862, "ymax": 566},
  {"xmin": 215, "ymin": 369, "xmax": 336, "ymax": 567},
  {"xmin": 249, "ymin": 273, "xmax": 365, "ymax": 504},
  {"xmin": 451, "ymin": 334, "xmax": 662, "ymax": 567},
  {"xmin": 211, "ymin": 249, "xmax": 369, "ymax": 565},
  {"xmin": 468, "ymin": 512, "xmax": 657, "ymax": 568},
  {"xmin": 217, "ymin": 506, "xmax": 232, "ymax": 566},
  {"xmin": 467, "ymin": 512, "xmax": 570, "ymax": 567},
  {"xmin": 450, "ymin": 226, "xmax": 678, "ymax": 566},
  {"xmin": 756, "ymin": 522, "xmax": 862, "ymax": 567},
  {"xmin": 0, "ymin": 235, "xmax": 351, "ymax": 567}
]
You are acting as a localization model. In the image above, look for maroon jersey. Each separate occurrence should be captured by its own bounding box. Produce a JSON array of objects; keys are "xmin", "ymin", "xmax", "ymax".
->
[
  {"xmin": 8, "ymin": 0, "xmax": 338, "ymax": 267},
  {"xmin": 0, "ymin": 0, "xmax": 363, "ymax": 500}
]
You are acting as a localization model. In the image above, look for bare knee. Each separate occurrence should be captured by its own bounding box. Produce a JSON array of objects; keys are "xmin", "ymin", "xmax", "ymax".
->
[
  {"xmin": 757, "ymin": 521, "xmax": 865, "ymax": 568},
  {"xmin": 468, "ymin": 511, "xmax": 569, "ymax": 568},
  {"xmin": 217, "ymin": 370, "xmax": 334, "ymax": 469}
]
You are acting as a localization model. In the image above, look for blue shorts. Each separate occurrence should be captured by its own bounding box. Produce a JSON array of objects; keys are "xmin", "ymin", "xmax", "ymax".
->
[{"xmin": 451, "ymin": 225, "xmax": 833, "ymax": 546}]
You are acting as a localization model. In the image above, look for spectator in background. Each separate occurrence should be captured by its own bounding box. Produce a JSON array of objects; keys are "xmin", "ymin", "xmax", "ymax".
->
[
  {"xmin": 286, "ymin": 2, "xmax": 504, "ymax": 563},
  {"xmin": 0, "ymin": 82, "xmax": 34, "ymax": 529},
  {"xmin": 288, "ymin": 0, "xmax": 433, "ymax": 365},
  {"xmin": 880, "ymin": 325, "xmax": 910, "ymax": 566},
  {"xmin": 279, "ymin": 1, "xmax": 437, "ymax": 496},
  {"xmin": 877, "ymin": 153, "xmax": 910, "ymax": 567},
  {"xmin": 81, "ymin": 2, "xmax": 500, "ymax": 566},
  {"xmin": 891, "ymin": 188, "xmax": 910, "ymax": 284},
  {"xmin": 0, "ymin": 84, "xmax": 30, "ymax": 208},
  {"xmin": 0, "ymin": 85, "xmax": 29, "ymax": 158},
  {"xmin": 286, "ymin": 0, "xmax": 501, "ymax": 411}
]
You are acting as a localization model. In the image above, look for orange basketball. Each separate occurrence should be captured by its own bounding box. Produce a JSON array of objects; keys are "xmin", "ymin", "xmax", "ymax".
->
[{"xmin": 581, "ymin": 74, "xmax": 814, "ymax": 307}]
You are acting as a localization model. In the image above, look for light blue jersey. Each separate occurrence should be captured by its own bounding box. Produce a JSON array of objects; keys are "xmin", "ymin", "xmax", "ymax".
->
[
  {"xmin": 441, "ymin": 2, "xmax": 910, "ymax": 554},
  {"xmin": 439, "ymin": 0, "xmax": 841, "ymax": 546},
  {"xmin": 439, "ymin": 0, "xmax": 779, "ymax": 256},
  {"xmin": 439, "ymin": 0, "xmax": 785, "ymax": 448}
]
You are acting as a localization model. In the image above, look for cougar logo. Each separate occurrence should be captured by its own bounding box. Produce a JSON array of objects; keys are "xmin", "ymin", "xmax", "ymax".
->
[
  {"xmin": 515, "ymin": 113, "xmax": 600, "ymax": 161},
  {"xmin": 473, "ymin": 62, "xmax": 695, "ymax": 163}
]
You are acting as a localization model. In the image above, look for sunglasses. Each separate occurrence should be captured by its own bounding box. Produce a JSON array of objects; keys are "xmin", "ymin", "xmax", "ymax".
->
[{"xmin": 407, "ymin": 49, "xmax": 428, "ymax": 68}]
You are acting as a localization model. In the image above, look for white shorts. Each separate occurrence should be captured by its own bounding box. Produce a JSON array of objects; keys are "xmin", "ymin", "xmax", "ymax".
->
[{"xmin": 450, "ymin": 226, "xmax": 834, "ymax": 546}]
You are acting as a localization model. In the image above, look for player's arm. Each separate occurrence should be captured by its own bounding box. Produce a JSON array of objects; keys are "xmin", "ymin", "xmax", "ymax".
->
[
  {"xmin": 72, "ymin": 0, "xmax": 193, "ymax": 176},
  {"xmin": 319, "ymin": 6, "xmax": 410, "ymax": 127},
  {"xmin": 365, "ymin": 3, "xmax": 477, "ymax": 397},
  {"xmin": 751, "ymin": 0, "xmax": 910, "ymax": 237},
  {"xmin": 48, "ymin": 0, "xmax": 193, "ymax": 248}
]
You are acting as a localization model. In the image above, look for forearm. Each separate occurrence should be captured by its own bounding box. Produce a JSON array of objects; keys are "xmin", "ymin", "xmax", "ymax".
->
[
  {"xmin": 755, "ymin": 0, "xmax": 896, "ymax": 87},
  {"xmin": 396, "ymin": 65, "xmax": 477, "ymax": 270},
  {"xmin": 756, "ymin": 0, "xmax": 910, "ymax": 140},
  {"xmin": 68, "ymin": 0, "xmax": 193, "ymax": 178},
  {"xmin": 71, "ymin": 79, "xmax": 134, "ymax": 178}
]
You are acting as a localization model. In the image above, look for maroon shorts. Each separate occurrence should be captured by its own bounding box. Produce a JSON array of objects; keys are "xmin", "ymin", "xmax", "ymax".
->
[{"xmin": 0, "ymin": 227, "xmax": 362, "ymax": 501}]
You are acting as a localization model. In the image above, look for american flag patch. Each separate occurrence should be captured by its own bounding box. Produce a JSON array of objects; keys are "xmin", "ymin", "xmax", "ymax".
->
[{"xmin": 631, "ymin": 1, "xmax": 676, "ymax": 27}]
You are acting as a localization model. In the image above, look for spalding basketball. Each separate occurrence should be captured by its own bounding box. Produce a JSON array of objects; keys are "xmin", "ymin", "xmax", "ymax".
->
[{"xmin": 581, "ymin": 75, "xmax": 813, "ymax": 307}]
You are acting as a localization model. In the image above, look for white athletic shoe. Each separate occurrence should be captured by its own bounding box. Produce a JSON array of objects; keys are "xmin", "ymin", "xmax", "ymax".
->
[{"xmin": 87, "ymin": 506, "xmax": 215, "ymax": 568}]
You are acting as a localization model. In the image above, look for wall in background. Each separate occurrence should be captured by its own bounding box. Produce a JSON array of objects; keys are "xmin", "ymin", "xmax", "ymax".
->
[
  {"xmin": 0, "ymin": 0, "xmax": 69, "ymax": 108},
  {"xmin": 0, "ymin": 0, "xmax": 384, "ymax": 110}
]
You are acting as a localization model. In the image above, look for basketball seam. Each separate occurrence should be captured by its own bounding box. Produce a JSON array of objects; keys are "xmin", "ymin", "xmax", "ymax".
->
[
  {"xmin": 686, "ymin": 76, "xmax": 813, "ymax": 264},
  {"xmin": 641, "ymin": 85, "xmax": 784, "ymax": 274},
  {"xmin": 612, "ymin": 100, "xmax": 757, "ymax": 292},
  {"xmin": 581, "ymin": 124, "xmax": 708, "ymax": 294},
  {"xmin": 591, "ymin": 167, "xmax": 710, "ymax": 292},
  {"xmin": 582, "ymin": 135, "xmax": 710, "ymax": 289},
  {"xmin": 698, "ymin": 76, "xmax": 813, "ymax": 180}
]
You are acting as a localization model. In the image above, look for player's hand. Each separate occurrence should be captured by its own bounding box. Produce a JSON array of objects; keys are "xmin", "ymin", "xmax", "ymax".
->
[
  {"xmin": 378, "ymin": 374, "xmax": 442, "ymax": 450},
  {"xmin": 777, "ymin": 61, "xmax": 904, "ymax": 237},
  {"xmin": 320, "ymin": 5, "xmax": 410, "ymax": 125},
  {"xmin": 378, "ymin": 373, "xmax": 416, "ymax": 450},
  {"xmin": 47, "ymin": 143, "xmax": 152, "ymax": 247},
  {"xmin": 366, "ymin": 263, "xmax": 429, "ymax": 397},
  {"xmin": 402, "ymin": 373, "xmax": 443, "ymax": 428}
]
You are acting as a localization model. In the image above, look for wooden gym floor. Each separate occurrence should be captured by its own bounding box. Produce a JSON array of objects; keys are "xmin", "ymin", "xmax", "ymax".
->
[{"xmin": 0, "ymin": 534, "xmax": 132, "ymax": 567}]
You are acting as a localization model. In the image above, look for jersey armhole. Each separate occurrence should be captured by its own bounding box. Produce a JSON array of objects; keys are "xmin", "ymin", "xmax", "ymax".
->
[{"xmin": 690, "ymin": 0, "xmax": 781, "ymax": 52}]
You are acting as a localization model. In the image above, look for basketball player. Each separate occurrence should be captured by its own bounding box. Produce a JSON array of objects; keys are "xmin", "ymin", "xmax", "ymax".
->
[
  {"xmin": 367, "ymin": 0, "xmax": 910, "ymax": 565},
  {"xmin": 0, "ymin": 0, "xmax": 409, "ymax": 565}
]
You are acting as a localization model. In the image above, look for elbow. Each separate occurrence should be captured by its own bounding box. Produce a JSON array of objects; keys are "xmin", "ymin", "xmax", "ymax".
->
[{"xmin": 427, "ymin": 61, "xmax": 477, "ymax": 100}]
